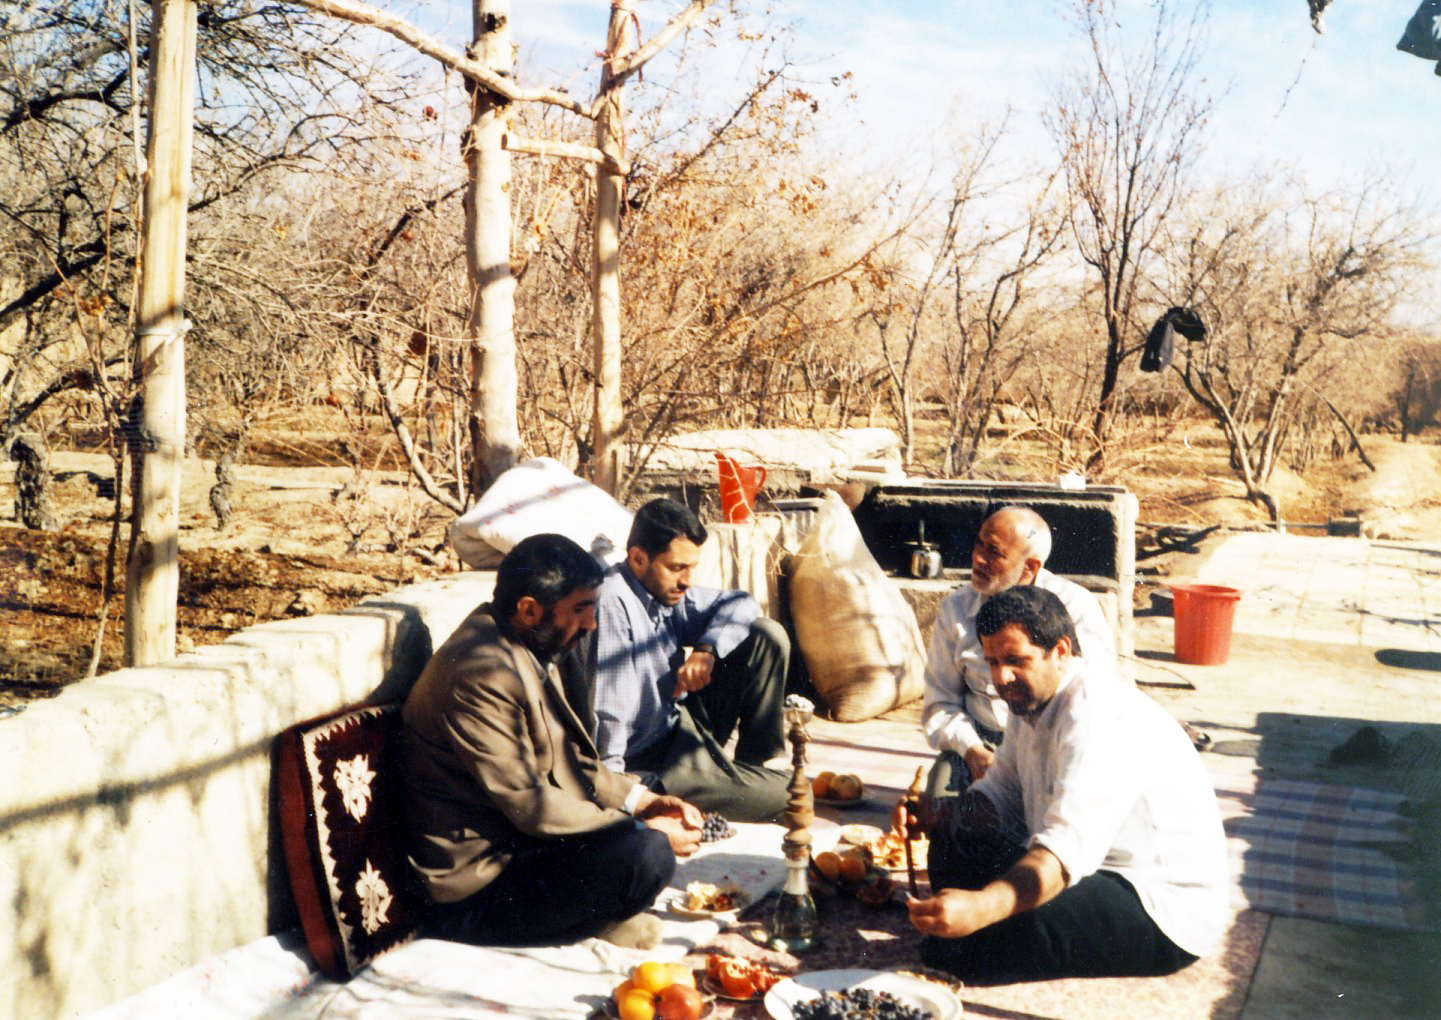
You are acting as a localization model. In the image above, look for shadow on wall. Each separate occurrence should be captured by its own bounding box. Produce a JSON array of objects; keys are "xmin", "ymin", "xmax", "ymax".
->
[{"xmin": 2, "ymin": 591, "xmax": 445, "ymax": 1018}]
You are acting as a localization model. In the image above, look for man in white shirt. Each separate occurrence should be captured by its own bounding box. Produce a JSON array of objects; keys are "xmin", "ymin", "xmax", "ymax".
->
[
  {"xmin": 922, "ymin": 506, "xmax": 1115, "ymax": 797},
  {"xmin": 895, "ymin": 586, "xmax": 1228, "ymax": 984}
]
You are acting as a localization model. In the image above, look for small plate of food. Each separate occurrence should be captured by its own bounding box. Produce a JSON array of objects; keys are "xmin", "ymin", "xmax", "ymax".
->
[
  {"xmin": 838, "ymin": 823, "xmax": 884, "ymax": 846},
  {"xmin": 866, "ymin": 831, "xmax": 929, "ymax": 873},
  {"xmin": 762, "ymin": 969, "xmax": 961, "ymax": 1020},
  {"xmin": 665, "ymin": 881, "xmax": 751, "ymax": 919}
]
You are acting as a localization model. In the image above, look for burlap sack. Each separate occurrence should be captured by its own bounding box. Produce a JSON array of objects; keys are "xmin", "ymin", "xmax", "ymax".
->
[{"xmin": 786, "ymin": 491, "xmax": 927, "ymax": 721}]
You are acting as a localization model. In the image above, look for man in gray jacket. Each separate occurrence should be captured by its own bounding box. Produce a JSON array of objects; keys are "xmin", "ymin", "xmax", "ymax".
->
[{"xmin": 401, "ymin": 533, "xmax": 702, "ymax": 948}]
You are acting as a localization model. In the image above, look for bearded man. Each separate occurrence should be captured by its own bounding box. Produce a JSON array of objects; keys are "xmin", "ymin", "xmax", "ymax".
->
[{"xmin": 401, "ymin": 533, "xmax": 702, "ymax": 950}]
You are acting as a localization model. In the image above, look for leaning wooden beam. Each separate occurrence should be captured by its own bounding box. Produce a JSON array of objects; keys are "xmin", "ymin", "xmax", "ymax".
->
[
  {"xmin": 291, "ymin": 0, "xmax": 592, "ymax": 117},
  {"xmin": 504, "ymin": 135, "xmax": 629, "ymax": 175}
]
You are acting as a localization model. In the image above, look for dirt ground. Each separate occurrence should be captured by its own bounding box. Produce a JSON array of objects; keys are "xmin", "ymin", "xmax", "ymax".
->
[{"xmin": 3, "ymin": 426, "xmax": 1439, "ymax": 712}]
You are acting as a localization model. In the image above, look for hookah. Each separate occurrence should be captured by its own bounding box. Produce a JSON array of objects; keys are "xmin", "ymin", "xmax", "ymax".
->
[{"xmin": 767, "ymin": 694, "xmax": 820, "ymax": 952}]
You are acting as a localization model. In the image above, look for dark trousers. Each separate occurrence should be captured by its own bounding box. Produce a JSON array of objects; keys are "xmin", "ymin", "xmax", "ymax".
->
[
  {"xmin": 628, "ymin": 618, "xmax": 790, "ymax": 823},
  {"xmin": 921, "ymin": 825, "xmax": 1198, "ymax": 985},
  {"xmin": 924, "ymin": 721, "xmax": 1006, "ymax": 800},
  {"xmin": 424, "ymin": 822, "xmax": 674, "ymax": 947}
]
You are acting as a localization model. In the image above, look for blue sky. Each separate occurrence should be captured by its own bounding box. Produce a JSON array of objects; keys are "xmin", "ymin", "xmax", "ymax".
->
[
  {"xmin": 448, "ymin": 0, "xmax": 1436, "ymax": 215},
  {"xmin": 406, "ymin": 0, "xmax": 1438, "ymax": 320}
]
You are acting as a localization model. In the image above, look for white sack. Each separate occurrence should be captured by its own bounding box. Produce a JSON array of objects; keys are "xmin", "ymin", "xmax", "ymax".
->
[
  {"xmin": 449, "ymin": 458, "xmax": 633, "ymax": 569},
  {"xmin": 786, "ymin": 491, "xmax": 927, "ymax": 721}
]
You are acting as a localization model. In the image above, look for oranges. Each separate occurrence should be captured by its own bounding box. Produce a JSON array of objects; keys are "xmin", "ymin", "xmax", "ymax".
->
[
  {"xmin": 836, "ymin": 850, "xmax": 867, "ymax": 883},
  {"xmin": 664, "ymin": 962, "xmax": 696, "ymax": 988},
  {"xmin": 615, "ymin": 961, "xmax": 702, "ymax": 1020},
  {"xmin": 813, "ymin": 850, "xmax": 842, "ymax": 882},
  {"xmin": 811, "ymin": 770, "xmax": 836, "ymax": 798},
  {"xmin": 616, "ymin": 987, "xmax": 658, "ymax": 1020}
]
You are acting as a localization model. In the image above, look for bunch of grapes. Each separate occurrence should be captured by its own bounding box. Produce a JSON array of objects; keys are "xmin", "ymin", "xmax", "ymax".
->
[
  {"xmin": 700, "ymin": 811, "xmax": 734, "ymax": 842},
  {"xmin": 792, "ymin": 988, "xmax": 931, "ymax": 1020}
]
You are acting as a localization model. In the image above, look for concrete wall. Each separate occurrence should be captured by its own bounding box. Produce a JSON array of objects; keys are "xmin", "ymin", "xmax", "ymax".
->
[{"xmin": 1, "ymin": 572, "xmax": 496, "ymax": 1020}]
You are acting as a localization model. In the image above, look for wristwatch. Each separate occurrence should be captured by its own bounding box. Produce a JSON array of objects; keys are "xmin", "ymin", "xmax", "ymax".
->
[{"xmin": 693, "ymin": 642, "xmax": 716, "ymax": 657}]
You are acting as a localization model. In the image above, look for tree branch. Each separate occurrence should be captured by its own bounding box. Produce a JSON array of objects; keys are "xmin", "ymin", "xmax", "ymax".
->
[
  {"xmin": 504, "ymin": 134, "xmax": 628, "ymax": 175},
  {"xmin": 288, "ymin": 0, "xmax": 592, "ymax": 116}
]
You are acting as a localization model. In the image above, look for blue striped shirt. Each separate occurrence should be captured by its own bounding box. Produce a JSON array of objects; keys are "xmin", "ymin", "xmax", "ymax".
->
[{"xmin": 590, "ymin": 563, "xmax": 759, "ymax": 770}]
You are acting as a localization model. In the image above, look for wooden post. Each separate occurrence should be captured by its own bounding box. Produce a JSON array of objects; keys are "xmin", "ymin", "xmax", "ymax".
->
[
  {"xmin": 590, "ymin": 0, "xmax": 632, "ymax": 496},
  {"xmin": 463, "ymin": 0, "xmax": 522, "ymax": 497},
  {"xmin": 125, "ymin": 0, "xmax": 196, "ymax": 666}
]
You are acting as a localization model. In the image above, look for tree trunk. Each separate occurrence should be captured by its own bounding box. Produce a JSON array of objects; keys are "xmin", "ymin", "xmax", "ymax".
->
[
  {"xmin": 463, "ymin": 0, "xmax": 522, "ymax": 498},
  {"xmin": 591, "ymin": 0, "xmax": 631, "ymax": 495},
  {"xmin": 125, "ymin": 0, "xmax": 196, "ymax": 667}
]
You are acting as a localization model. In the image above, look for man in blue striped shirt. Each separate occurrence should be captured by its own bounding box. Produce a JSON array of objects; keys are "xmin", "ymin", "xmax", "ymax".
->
[{"xmin": 583, "ymin": 497, "xmax": 791, "ymax": 822}]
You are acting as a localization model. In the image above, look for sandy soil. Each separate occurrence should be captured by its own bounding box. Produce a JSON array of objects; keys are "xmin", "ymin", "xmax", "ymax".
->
[{"xmin": 2, "ymin": 429, "xmax": 1437, "ymax": 710}]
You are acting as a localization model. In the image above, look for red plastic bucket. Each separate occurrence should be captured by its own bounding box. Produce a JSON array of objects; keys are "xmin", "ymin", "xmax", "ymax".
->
[
  {"xmin": 1170, "ymin": 583, "xmax": 1242, "ymax": 665},
  {"xmin": 714, "ymin": 452, "xmax": 767, "ymax": 523}
]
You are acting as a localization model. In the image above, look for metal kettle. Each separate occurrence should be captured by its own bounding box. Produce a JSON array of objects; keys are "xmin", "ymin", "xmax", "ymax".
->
[{"xmin": 907, "ymin": 520, "xmax": 943, "ymax": 579}]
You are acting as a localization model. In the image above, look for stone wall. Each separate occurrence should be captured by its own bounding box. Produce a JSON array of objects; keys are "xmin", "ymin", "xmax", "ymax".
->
[{"xmin": 0, "ymin": 573, "xmax": 495, "ymax": 1020}]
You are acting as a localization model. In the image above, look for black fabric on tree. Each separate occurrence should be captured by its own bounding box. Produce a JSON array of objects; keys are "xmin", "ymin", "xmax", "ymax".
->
[{"xmin": 1139, "ymin": 307, "xmax": 1206, "ymax": 374}]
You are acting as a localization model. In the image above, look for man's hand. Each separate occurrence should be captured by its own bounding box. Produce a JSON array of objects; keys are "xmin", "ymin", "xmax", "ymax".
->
[
  {"xmin": 673, "ymin": 648, "xmax": 716, "ymax": 697},
  {"xmin": 906, "ymin": 888, "xmax": 994, "ymax": 938},
  {"xmin": 643, "ymin": 814, "xmax": 702, "ymax": 857},
  {"xmin": 907, "ymin": 846, "xmax": 1067, "ymax": 938},
  {"xmin": 963, "ymin": 744, "xmax": 996, "ymax": 781},
  {"xmin": 635, "ymin": 790, "xmax": 705, "ymax": 831},
  {"xmin": 893, "ymin": 792, "xmax": 940, "ymax": 841}
]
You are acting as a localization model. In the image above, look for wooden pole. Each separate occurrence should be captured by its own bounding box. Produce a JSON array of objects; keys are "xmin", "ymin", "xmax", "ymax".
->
[
  {"xmin": 463, "ymin": 0, "xmax": 522, "ymax": 497},
  {"xmin": 590, "ymin": 0, "xmax": 632, "ymax": 496},
  {"xmin": 125, "ymin": 0, "xmax": 196, "ymax": 666}
]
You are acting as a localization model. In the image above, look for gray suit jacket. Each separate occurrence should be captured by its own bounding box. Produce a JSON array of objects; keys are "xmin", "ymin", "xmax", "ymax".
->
[{"xmin": 401, "ymin": 604, "xmax": 639, "ymax": 904}]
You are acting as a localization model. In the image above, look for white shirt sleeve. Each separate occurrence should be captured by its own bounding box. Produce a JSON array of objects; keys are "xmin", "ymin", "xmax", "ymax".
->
[{"xmin": 921, "ymin": 593, "xmax": 985, "ymax": 754}]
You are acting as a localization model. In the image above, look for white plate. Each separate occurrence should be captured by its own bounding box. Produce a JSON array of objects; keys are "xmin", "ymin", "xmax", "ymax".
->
[
  {"xmin": 814, "ymin": 794, "xmax": 871, "ymax": 810},
  {"xmin": 838, "ymin": 823, "xmax": 884, "ymax": 846},
  {"xmin": 763, "ymin": 969, "xmax": 962, "ymax": 1020},
  {"xmin": 662, "ymin": 889, "xmax": 750, "ymax": 920}
]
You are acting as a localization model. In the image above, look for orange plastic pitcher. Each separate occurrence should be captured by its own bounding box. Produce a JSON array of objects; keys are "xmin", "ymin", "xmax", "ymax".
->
[{"xmin": 714, "ymin": 452, "xmax": 767, "ymax": 523}]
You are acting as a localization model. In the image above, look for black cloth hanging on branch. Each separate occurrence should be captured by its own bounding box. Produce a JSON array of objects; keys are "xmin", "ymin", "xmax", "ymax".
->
[
  {"xmin": 1398, "ymin": 0, "xmax": 1441, "ymax": 75},
  {"xmin": 1139, "ymin": 307, "xmax": 1207, "ymax": 373}
]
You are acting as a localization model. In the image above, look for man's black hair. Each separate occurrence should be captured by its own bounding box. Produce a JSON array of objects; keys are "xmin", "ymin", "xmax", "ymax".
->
[
  {"xmin": 626, "ymin": 496, "xmax": 707, "ymax": 556},
  {"xmin": 975, "ymin": 585, "xmax": 1082, "ymax": 657},
  {"xmin": 492, "ymin": 533, "xmax": 604, "ymax": 618}
]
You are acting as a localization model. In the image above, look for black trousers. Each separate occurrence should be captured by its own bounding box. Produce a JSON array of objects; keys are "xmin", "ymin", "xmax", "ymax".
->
[
  {"xmin": 424, "ymin": 821, "xmax": 674, "ymax": 947},
  {"xmin": 921, "ymin": 825, "xmax": 1198, "ymax": 985},
  {"xmin": 627, "ymin": 617, "xmax": 791, "ymax": 823}
]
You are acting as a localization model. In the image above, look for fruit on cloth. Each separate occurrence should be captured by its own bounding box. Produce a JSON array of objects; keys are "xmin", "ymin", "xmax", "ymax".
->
[
  {"xmin": 632, "ymin": 961, "xmax": 674, "ymax": 995},
  {"xmin": 813, "ymin": 850, "xmax": 843, "ymax": 882},
  {"xmin": 655, "ymin": 983, "xmax": 704, "ymax": 1020},
  {"xmin": 828, "ymin": 774, "xmax": 864, "ymax": 801},
  {"xmin": 811, "ymin": 771, "xmax": 835, "ymax": 797},
  {"xmin": 616, "ymin": 987, "xmax": 657, "ymax": 1020}
]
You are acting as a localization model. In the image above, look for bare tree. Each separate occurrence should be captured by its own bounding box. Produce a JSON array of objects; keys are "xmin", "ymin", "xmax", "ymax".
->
[
  {"xmin": 1164, "ymin": 176, "xmax": 1434, "ymax": 520},
  {"xmin": 1045, "ymin": 0, "xmax": 1212, "ymax": 467}
]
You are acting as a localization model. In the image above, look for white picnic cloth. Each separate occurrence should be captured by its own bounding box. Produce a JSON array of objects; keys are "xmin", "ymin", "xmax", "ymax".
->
[{"xmin": 90, "ymin": 820, "xmax": 838, "ymax": 1019}]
